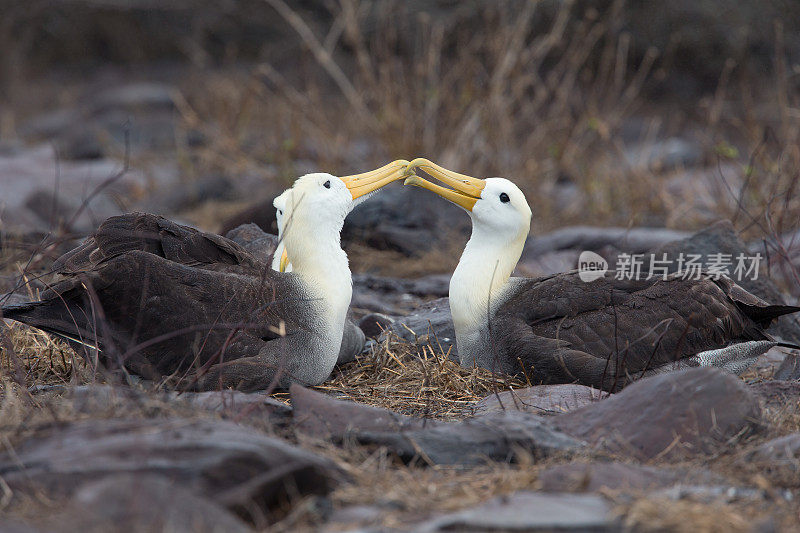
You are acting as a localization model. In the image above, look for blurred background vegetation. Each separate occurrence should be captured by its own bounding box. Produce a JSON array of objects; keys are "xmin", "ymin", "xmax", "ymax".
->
[{"xmin": 0, "ymin": 0, "xmax": 798, "ymax": 257}]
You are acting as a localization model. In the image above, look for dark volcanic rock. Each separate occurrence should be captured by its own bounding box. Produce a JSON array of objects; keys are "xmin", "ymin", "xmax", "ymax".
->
[
  {"xmin": 419, "ymin": 491, "xmax": 615, "ymax": 532},
  {"xmin": 55, "ymin": 474, "xmax": 253, "ymax": 532},
  {"xmin": 553, "ymin": 367, "xmax": 763, "ymax": 461},
  {"xmin": 343, "ymin": 184, "xmax": 469, "ymax": 257},
  {"xmin": 358, "ymin": 411, "xmax": 584, "ymax": 466},
  {"xmin": 474, "ymin": 384, "xmax": 604, "ymax": 416},
  {"xmin": 291, "ymin": 384, "xmax": 428, "ymax": 440},
  {"xmin": 58, "ymin": 385, "xmax": 292, "ymax": 427},
  {"xmin": 0, "ymin": 417, "xmax": 344, "ymax": 515},
  {"xmin": 740, "ymin": 433, "xmax": 800, "ymax": 487},
  {"xmin": 358, "ymin": 312, "xmax": 395, "ymax": 338},
  {"xmin": 749, "ymin": 381, "xmax": 800, "ymax": 409},
  {"xmin": 523, "ymin": 226, "xmax": 691, "ymax": 259},
  {"xmin": 290, "ymin": 386, "xmax": 581, "ymax": 466},
  {"xmin": 775, "ymin": 353, "xmax": 800, "ymax": 381},
  {"xmin": 538, "ymin": 462, "xmax": 722, "ymax": 493},
  {"xmin": 385, "ymin": 297, "xmax": 457, "ymax": 359},
  {"xmin": 224, "ymin": 223, "xmax": 279, "ymax": 264},
  {"xmin": 152, "ymin": 174, "xmax": 236, "ymax": 212}
]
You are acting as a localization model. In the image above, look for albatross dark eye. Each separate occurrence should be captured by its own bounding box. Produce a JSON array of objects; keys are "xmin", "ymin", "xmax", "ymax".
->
[
  {"xmin": 499, "ymin": 192, "xmax": 510, "ymax": 203},
  {"xmin": 278, "ymin": 209, "xmax": 283, "ymax": 215},
  {"xmin": 323, "ymin": 180, "xmax": 331, "ymax": 189}
]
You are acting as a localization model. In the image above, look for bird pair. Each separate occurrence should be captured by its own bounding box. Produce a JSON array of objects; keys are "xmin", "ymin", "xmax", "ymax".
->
[{"xmin": 3, "ymin": 159, "xmax": 798, "ymax": 392}]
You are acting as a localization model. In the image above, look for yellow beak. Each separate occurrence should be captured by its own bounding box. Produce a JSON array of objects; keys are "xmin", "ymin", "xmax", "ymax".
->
[
  {"xmin": 278, "ymin": 249, "xmax": 290, "ymax": 272},
  {"xmin": 404, "ymin": 158, "xmax": 486, "ymax": 211},
  {"xmin": 341, "ymin": 160, "xmax": 411, "ymax": 200}
]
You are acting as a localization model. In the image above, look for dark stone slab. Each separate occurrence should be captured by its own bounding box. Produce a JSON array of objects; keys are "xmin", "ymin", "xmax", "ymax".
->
[
  {"xmin": 538, "ymin": 462, "xmax": 722, "ymax": 493},
  {"xmin": 291, "ymin": 384, "xmax": 428, "ymax": 440},
  {"xmin": 740, "ymin": 433, "xmax": 800, "ymax": 488},
  {"xmin": 749, "ymin": 381, "xmax": 800, "ymax": 409},
  {"xmin": 55, "ymin": 474, "xmax": 253, "ymax": 532},
  {"xmin": 419, "ymin": 491, "xmax": 616, "ymax": 532},
  {"xmin": 553, "ymin": 367, "xmax": 763, "ymax": 461},
  {"xmin": 474, "ymin": 384, "xmax": 605, "ymax": 416},
  {"xmin": 385, "ymin": 297, "xmax": 457, "ymax": 359},
  {"xmin": 357, "ymin": 411, "xmax": 584, "ymax": 466},
  {"xmin": 0, "ymin": 417, "xmax": 344, "ymax": 517}
]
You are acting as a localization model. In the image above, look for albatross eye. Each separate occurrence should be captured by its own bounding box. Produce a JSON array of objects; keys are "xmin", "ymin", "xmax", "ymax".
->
[
  {"xmin": 499, "ymin": 192, "xmax": 510, "ymax": 203},
  {"xmin": 278, "ymin": 209, "xmax": 283, "ymax": 215},
  {"xmin": 323, "ymin": 180, "xmax": 331, "ymax": 189}
]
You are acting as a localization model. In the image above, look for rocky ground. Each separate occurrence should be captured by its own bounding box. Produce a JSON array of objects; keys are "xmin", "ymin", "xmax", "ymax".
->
[{"xmin": 2, "ymin": 1, "xmax": 800, "ymax": 530}]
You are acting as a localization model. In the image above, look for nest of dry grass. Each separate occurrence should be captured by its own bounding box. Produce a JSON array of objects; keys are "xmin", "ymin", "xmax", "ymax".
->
[
  {"xmin": 313, "ymin": 333, "xmax": 523, "ymax": 420},
  {"xmin": 1, "ymin": 322, "xmax": 94, "ymax": 390}
]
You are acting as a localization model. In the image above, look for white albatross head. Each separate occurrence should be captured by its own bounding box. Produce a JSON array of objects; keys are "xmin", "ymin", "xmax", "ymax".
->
[
  {"xmin": 404, "ymin": 158, "xmax": 532, "ymax": 367},
  {"xmin": 280, "ymin": 161, "xmax": 410, "ymax": 277}
]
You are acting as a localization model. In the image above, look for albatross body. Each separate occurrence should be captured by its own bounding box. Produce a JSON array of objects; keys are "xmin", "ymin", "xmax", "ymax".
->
[
  {"xmin": 2, "ymin": 162, "xmax": 409, "ymax": 390},
  {"xmin": 405, "ymin": 159, "xmax": 800, "ymax": 391}
]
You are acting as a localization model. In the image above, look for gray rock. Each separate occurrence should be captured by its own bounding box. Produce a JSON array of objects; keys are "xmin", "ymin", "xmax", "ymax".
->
[
  {"xmin": 224, "ymin": 223, "xmax": 279, "ymax": 264},
  {"xmin": 749, "ymin": 380, "xmax": 800, "ymax": 409},
  {"xmin": 523, "ymin": 226, "xmax": 691, "ymax": 259},
  {"xmin": 357, "ymin": 411, "xmax": 584, "ymax": 466},
  {"xmin": 386, "ymin": 297, "xmax": 457, "ymax": 359},
  {"xmin": 343, "ymin": 183, "xmax": 469, "ymax": 257},
  {"xmin": 21, "ymin": 82, "xmax": 179, "ymax": 158},
  {"xmin": 291, "ymin": 384, "xmax": 429, "ymax": 441},
  {"xmin": 473, "ymin": 384, "xmax": 605, "ymax": 416},
  {"xmin": 357, "ymin": 312, "xmax": 395, "ymax": 339},
  {"xmin": 775, "ymin": 352, "xmax": 800, "ymax": 381},
  {"xmin": 0, "ymin": 417, "xmax": 344, "ymax": 516},
  {"xmin": 741, "ymin": 433, "xmax": 800, "ymax": 488},
  {"xmin": 553, "ymin": 367, "xmax": 763, "ymax": 461},
  {"xmin": 624, "ymin": 137, "xmax": 704, "ymax": 171},
  {"xmin": 151, "ymin": 174, "xmax": 236, "ymax": 212},
  {"xmin": 419, "ymin": 492, "xmax": 616, "ymax": 532},
  {"xmin": 538, "ymin": 462, "xmax": 723, "ymax": 493},
  {"xmin": 0, "ymin": 144, "xmax": 150, "ymax": 236},
  {"xmin": 54, "ymin": 474, "xmax": 253, "ymax": 532}
]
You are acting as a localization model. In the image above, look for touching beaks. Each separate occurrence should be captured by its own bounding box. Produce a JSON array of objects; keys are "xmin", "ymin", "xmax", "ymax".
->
[
  {"xmin": 404, "ymin": 158, "xmax": 485, "ymax": 212},
  {"xmin": 341, "ymin": 160, "xmax": 411, "ymax": 200}
]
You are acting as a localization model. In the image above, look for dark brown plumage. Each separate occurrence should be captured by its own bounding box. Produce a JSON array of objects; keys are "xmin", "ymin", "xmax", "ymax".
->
[
  {"xmin": 2, "ymin": 212, "xmax": 363, "ymax": 391},
  {"xmin": 490, "ymin": 271, "xmax": 799, "ymax": 391}
]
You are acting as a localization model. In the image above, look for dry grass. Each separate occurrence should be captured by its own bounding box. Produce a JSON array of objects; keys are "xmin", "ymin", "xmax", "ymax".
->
[
  {"xmin": 315, "ymin": 333, "xmax": 524, "ymax": 419},
  {"xmin": 1, "ymin": 322, "xmax": 94, "ymax": 389}
]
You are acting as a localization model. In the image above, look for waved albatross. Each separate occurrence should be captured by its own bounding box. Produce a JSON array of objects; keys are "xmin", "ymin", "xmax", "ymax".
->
[
  {"xmin": 2, "ymin": 162, "xmax": 409, "ymax": 390},
  {"xmin": 272, "ymin": 188, "xmax": 292, "ymax": 273},
  {"xmin": 404, "ymin": 158, "xmax": 800, "ymax": 391}
]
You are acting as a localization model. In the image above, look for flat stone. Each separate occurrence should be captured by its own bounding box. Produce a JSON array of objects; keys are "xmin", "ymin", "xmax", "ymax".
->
[
  {"xmin": 775, "ymin": 352, "xmax": 800, "ymax": 380},
  {"xmin": 291, "ymin": 384, "xmax": 428, "ymax": 440},
  {"xmin": 749, "ymin": 381, "xmax": 800, "ymax": 409},
  {"xmin": 474, "ymin": 384, "xmax": 604, "ymax": 416},
  {"xmin": 224, "ymin": 223, "xmax": 279, "ymax": 264},
  {"xmin": 358, "ymin": 312, "xmax": 395, "ymax": 338},
  {"xmin": 357, "ymin": 411, "xmax": 584, "ymax": 466},
  {"xmin": 553, "ymin": 367, "xmax": 763, "ymax": 461},
  {"xmin": 740, "ymin": 433, "xmax": 800, "ymax": 487},
  {"xmin": 419, "ymin": 492, "xmax": 616, "ymax": 532},
  {"xmin": 385, "ymin": 297, "xmax": 457, "ymax": 360},
  {"xmin": 522, "ymin": 226, "xmax": 691, "ymax": 258},
  {"xmin": 55, "ymin": 474, "xmax": 253, "ymax": 532},
  {"xmin": 538, "ymin": 462, "xmax": 722, "ymax": 493},
  {"xmin": 0, "ymin": 417, "xmax": 344, "ymax": 517}
]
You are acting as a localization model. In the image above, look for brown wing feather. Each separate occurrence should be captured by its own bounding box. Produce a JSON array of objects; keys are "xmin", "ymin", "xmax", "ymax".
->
[
  {"xmin": 4, "ymin": 213, "xmax": 299, "ymax": 387},
  {"xmin": 493, "ymin": 271, "xmax": 798, "ymax": 391}
]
